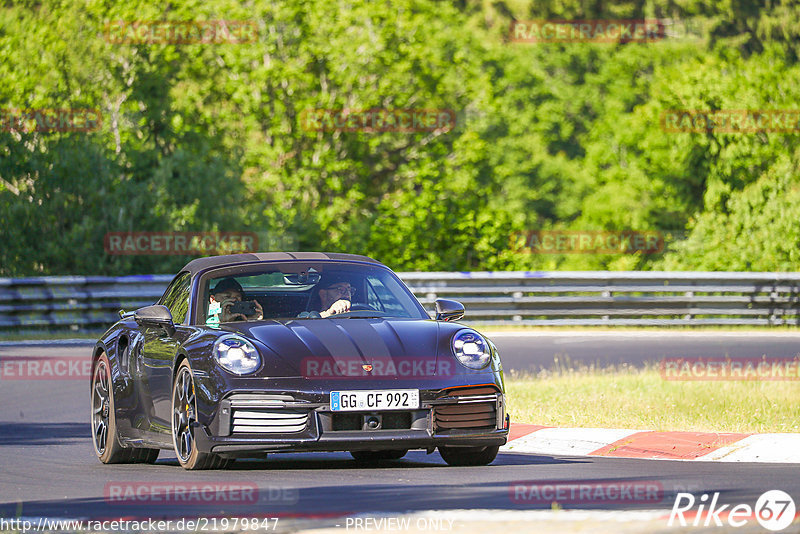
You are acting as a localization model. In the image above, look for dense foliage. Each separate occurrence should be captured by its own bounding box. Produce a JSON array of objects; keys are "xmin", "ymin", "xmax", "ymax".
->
[{"xmin": 1, "ymin": 0, "xmax": 798, "ymax": 275}]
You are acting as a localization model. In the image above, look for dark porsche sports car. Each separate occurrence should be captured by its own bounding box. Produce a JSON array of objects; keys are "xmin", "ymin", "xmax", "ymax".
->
[{"xmin": 91, "ymin": 252, "xmax": 508, "ymax": 469}]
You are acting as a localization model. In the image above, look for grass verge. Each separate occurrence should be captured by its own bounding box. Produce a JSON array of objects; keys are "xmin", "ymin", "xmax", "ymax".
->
[{"xmin": 505, "ymin": 364, "xmax": 800, "ymax": 433}]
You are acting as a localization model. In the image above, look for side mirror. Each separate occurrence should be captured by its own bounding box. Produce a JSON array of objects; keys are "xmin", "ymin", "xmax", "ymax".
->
[
  {"xmin": 134, "ymin": 304, "xmax": 175, "ymax": 334},
  {"xmin": 435, "ymin": 299, "xmax": 465, "ymax": 322}
]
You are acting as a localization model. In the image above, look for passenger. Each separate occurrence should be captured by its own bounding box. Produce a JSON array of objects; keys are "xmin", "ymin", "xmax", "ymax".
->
[{"xmin": 206, "ymin": 277, "xmax": 263, "ymax": 325}]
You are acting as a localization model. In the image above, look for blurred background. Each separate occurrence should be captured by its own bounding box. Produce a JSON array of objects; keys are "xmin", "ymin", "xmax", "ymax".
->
[{"xmin": 1, "ymin": 0, "xmax": 799, "ymax": 276}]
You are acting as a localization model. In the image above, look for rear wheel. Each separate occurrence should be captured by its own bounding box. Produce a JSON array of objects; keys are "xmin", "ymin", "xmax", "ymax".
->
[
  {"xmin": 172, "ymin": 361, "xmax": 231, "ymax": 470},
  {"xmin": 91, "ymin": 353, "xmax": 159, "ymax": 464},
  {"xmin": 439, "ymin": 445, "xmax": 499, "ymax": 466},
  {"xmin": 350, "ymin": 449, "xmax": 408, "ymax": 462}
]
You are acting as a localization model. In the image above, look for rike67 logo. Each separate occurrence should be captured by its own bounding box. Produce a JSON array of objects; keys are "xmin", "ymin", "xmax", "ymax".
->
[{"xmin": 669, "ymin": 490, "xmax": 796, "ymax": 531}]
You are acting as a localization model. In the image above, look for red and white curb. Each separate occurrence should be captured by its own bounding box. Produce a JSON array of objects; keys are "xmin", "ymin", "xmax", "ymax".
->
[{"xmin": 502, "ymin": 424, "xmax": 800, "ymax": 462}]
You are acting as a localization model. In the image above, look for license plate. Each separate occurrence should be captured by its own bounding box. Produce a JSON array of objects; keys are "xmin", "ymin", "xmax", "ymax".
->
[{"xmin": 330, "ymin": 390, "xmax": 419, "ymax": 411}]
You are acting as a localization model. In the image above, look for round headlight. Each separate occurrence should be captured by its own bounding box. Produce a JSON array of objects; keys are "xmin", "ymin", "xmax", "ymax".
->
[
  {"xmin": 452, "ymin": 329, "xmax": 491, "ymax": 370},
  {"xmin": 213, "ymin": 335, "xmax": 261, "ymax": 375}
]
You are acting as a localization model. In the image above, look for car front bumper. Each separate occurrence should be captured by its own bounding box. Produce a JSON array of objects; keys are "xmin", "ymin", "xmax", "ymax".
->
[{"xmin": 192, "ymin": 386, "xmax": 509, "ymax": 455}]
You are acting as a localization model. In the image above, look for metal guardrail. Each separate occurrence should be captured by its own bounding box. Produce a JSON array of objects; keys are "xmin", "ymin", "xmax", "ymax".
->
[
  {"xmin": 1, "ymin": 271, "xmax": 799, "ymax": 333},
  {"xmin": 0, "ymin": 275, "xmax": 173, "ymax": 332},
  {"xmin": 402, "ymin": 271, "xmax": 800, "ymax": 326}
]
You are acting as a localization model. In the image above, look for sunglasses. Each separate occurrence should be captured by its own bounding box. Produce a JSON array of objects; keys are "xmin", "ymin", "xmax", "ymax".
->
[{"xmin": 325, "ymin": 284, "xmax": 356, "ymax": 296}]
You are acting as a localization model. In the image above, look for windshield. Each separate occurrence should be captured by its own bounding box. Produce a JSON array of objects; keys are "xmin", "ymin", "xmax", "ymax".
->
[{"xmin": 197, "ymin": 262, "xmax": 428, "ymax": 324}]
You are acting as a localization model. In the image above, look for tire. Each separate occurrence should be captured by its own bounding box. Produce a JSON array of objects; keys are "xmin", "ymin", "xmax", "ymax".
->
[
  {"xmin": 131, "ymin": 448, "xmax": 160, "ymax": 464},
  {"xmin": 439, "ymin": 445, "xmax": 499, "ymax": 466},
  {"xmin": 91, "ymin": 353, "xmax": 159, "ymax": 464},
  {"xmin": 350, "ymin": 449, "xmax": 408, "ymax": 461},
  {"xmin": 172, "ymin": 360, "xmax": 231, "ymax": 470}
]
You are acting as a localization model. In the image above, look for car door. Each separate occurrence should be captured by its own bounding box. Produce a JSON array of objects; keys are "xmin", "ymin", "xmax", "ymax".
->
[{"xmin": 136, "ymin": 272, "xmax": 192, "ymax": 432}]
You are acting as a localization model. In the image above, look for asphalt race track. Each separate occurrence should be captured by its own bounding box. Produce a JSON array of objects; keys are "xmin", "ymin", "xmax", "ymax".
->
[
  {"xmin": 489, "ymin": 331, "xmax": 800, "ymax": 371},
  {"xmin": 1, "ymin": 334, "xmax": 799, "ymax": 530}
]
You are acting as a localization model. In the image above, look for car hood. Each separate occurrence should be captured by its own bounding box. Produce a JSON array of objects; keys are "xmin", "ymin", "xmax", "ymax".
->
[{"xmin": 218, "ymin": 318, "xmax": 453, "ymax": 378}]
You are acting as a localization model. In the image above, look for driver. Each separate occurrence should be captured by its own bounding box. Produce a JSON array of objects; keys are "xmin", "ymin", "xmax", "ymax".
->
[
  {"xmin": 206, "ymin": 277, "xmax": 263, "ymax": 325},
  {"xmin": 300, "ymin": 274, "xmax": 358, "ymax": 318},
  {"xmin": 318, "ymin": 277, "xmax": 357, "ymax": 318}
]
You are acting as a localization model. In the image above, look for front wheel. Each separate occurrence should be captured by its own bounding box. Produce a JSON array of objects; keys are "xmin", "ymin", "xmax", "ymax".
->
[
  {"xmin": 172, "ymin": 361, "xmax": 231, "ymax": 470},
  {"xmin": 439, "ymin": 445, "xmax": 499, "ymax": 466}
]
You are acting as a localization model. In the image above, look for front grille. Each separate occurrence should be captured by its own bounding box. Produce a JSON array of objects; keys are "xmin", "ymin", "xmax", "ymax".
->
[
  {"xmin": 225, "ymin": 394, "xmax": 310, "ymax": 435},
  {"xmin": 331, "ymin": 411, "xmax": 413, "ymax": 431},
  {"xmin": 434, "ymin": 403, "xmax": 496, "ymax": 429},
  {"xmin": 383, "ymin": 412, "xmax": 412, "ymax": 430},
  {"xmin": 332, "ymin": 413, "xmax": 361, "ymax": 431},
  {"xmin": 433, "ymin": 386, "xmax": 500, "ymax": 430},
  {"xmin": 442, "ymin": 386, "xmax": 498, "ymax": 396},
  {"xmin": 232, "ymin": 408, "xmax": 309, "ymax": 434}
]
